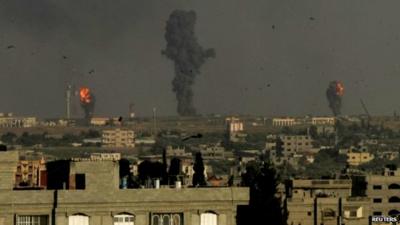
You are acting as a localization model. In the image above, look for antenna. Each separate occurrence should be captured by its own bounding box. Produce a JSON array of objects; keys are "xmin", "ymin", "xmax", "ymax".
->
[
  {"xmin": 66, "ymin": 84, "xmax": 72, "ymax": 119},
  {"xmin": 153, "ymin": 107, "xmax": 157, "ymax": 137}
]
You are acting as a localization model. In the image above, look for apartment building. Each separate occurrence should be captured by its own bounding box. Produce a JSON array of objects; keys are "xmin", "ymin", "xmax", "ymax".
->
[
  {"xmin": 0, "ymin": 114, "xmax": 37, "ymax": 128},
  {"xmin": 286, "ymin": 179, "xmax": 370, "ymax": 225},
  {"xmin": 0, "ymin": 150, "xmax": 249, "ymax": 225},
  {"xmin": 366, "ymin": 166, "xmax": 400, "ymax": 217},
  {"xmin": 102, "ymin": 128, "xmax": 135, "ymax": 148}
]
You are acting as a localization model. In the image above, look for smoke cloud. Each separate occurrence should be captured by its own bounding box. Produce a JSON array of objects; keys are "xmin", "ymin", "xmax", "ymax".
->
[
  {"xmin": 162, "ymin": 10, "xmax": 215, "ymax": 116},
  {"xmin": 326, "ymin": 81, "xmax": 344, "ymax": 116}
]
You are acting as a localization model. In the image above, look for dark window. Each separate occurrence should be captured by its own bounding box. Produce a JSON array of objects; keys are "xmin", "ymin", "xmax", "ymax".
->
[
  {"xmin": 388, "ymin": 183, "xmax": 400, "ymax": 189},
  {"xmin": 373, "ymin": 198, "xmax": 382, "ymax": 203},
  {"xmin": 373, "ymin": 185, "xmax": 382, "ymax": 190},
  {"xmin": 75, "ymin": 174, "xmax": 85, "ymax": 190},
  {"xmin": 307, "ymin": 212, "xmax": 312, "ymax": 216},
  {"xmin": 389, "ymin": 209, "xmax": 400, "ymax": 217},
  {"xmin": 388, "ymin": 196, "xmax": 400, "ymax": 203}
]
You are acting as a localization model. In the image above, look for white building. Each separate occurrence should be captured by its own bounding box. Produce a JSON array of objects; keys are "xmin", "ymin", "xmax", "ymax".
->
[
  {"xmin": 0, "ymin": 114, "xmax": 37, "ymax": 128},
  {"xmin": 311, "ymin": 117, "xmax": 336, "ymax": 126},
  {"xmin": 272, "ymin": 117, "xmax": 299, "ymax": 127}
]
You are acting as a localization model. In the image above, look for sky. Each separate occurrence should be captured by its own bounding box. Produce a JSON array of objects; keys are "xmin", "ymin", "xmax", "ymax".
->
[{"xmin": 1, "ymin": 0, "xmax": 400, "ymax": 118}]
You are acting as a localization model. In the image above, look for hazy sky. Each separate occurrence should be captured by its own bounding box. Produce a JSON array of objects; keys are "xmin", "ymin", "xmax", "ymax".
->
[{"xmin": 1, "ymin": 0, "xmax": 400, "ymax": 118}]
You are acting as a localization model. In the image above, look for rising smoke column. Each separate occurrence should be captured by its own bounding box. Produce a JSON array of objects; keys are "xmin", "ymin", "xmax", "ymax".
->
[
  {"xmin": 162, "ymin": 10, "xmax": 215, "ymax": 116},
  {"xmin": 79, "ymin": 87, "xmax": 96, "ymax": 119},
  {"xmin": 326, "ymin": 81, "xmax": 344, "ymax": 116}
]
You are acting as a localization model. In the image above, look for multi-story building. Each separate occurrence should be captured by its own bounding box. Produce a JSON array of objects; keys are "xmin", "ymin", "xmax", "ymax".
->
[
  {"xmin": 347, "ymin": 152, "xmax": 374, "ymax": 166},
  {"xmin": 15, "ymin": 158, "xmax": 47, "ymax": 189},
  {"xmin": 286, "ymin": 179, "xmax": 370, "ymax": 225},
  {"xmin": 225, "ymin": 117, "xmax": 246, "ymax": 143},
  {"xmin": 198, "ymin": 143, "xmax": 226, "ymax": 161},
  {"xmin": 0, "ymin": 150, "xmax": 249, "ymax": 225},
  {"xmin": 102, "ymin": 128, "xmax": 135, "ymax": 148},
  {"xmin": 272, "ymin": 117, "xmax": 299, "ymax": 127},
  {"xmin": 311, "ymin": 117, "xmax": 336, "ymax": 126},
  {"xmin": 366, "ymin": 166, "xmax": 400, "ymax": 217},
  {"xmin": 0, "ymin": 114, "xmax": 37, "ymax": 128},
  {"xmin": 280, "ymin": 135, "xmax": 316, "ymax": 155}
]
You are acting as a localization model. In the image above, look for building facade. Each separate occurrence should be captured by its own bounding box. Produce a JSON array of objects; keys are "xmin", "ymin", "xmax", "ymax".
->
[
  {"xmin": 0, "ymin": 151, "xmax": 249, "ymax": 225},
  {"xmin": 366, "ymin": 167, "xmax": 400, "ymax": 217},
  {"xmin": 102, "ymin": 129, "xmax": 135, "ymax": 148}
]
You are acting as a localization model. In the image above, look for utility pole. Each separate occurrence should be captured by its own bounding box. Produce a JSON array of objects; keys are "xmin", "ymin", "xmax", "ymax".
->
[
  {"xmin": 66, "ymin": 84, "xmax": 72, "ymax": 119},
  {"xmin": 153, "ymin": 107, "xmax": 157, "ymax": 137}
]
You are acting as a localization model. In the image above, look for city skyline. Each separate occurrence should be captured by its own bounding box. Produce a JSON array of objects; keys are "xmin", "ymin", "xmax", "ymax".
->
[{"xmin": 1, "ymin": 1, "xmax": 400, "ymax": 117}]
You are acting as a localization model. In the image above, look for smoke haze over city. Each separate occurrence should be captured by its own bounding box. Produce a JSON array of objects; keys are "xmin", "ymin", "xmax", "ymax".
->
[{"xmin": 1, "ymin": 0, "xmax": 400, "ymax": 117}]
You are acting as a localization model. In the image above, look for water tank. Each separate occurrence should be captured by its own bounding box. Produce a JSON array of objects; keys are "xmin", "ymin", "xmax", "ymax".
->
[
  {"xmin": 175, "ymin": 181, "xmax": 182, "ymax": 189},
  {"xmin": 154, "ymin": 179, "xmax": 160, "ymax": 189}
]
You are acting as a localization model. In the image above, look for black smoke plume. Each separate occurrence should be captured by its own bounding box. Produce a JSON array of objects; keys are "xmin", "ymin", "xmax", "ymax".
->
[
  {"xmin": 81, "ymin": 94, "xmax": 96, "ymax": 119},
  {"xmin": 326, "ymin": 81, "xmax": 342, "ymax": 116},
  {"xmin": 162, "ymin": 10, "xmax": 215, "ymax": 116}
]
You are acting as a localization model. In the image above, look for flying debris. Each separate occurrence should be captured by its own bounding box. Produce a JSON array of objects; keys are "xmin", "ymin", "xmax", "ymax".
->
[
  {"xmin": 162, "ymin": 10, "xmax": 215, "ymax": 116},
  {"xmin": 62, "ymin": 55, "xmax": 68, "ymax": 59},
  {"xmin": 309, "ymin": 17, "xmax": 315, "ymax": 21},
  {"xmin": 88, "ymin": 69, "xmax": 95, "ymax": 74},
  {"xmin": 6, "ymin": 45, "xmax": 15, "ymax": 49},
  {"xmin": 326, "ymin": 81, "xmax": 344, "ymax": 116},
  {"xmin": 79, "ymin": 87, "xmax": 96, "ymax": 119}
]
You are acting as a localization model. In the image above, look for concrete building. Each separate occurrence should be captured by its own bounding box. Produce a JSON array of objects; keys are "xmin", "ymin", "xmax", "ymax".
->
[
  {"xmin": 102, "ymin": 128, "xmax": 135, "ymax": 148},
  {"xmin": 366, "ymin": 166, "xmax": 400, "ymax": 217},
  {"xmin": 225, "ymin": 117, "xmax": 246, "ymax": 143},
  {"xmin": 272, "ymin": 117, "xmax": 299, "ymax": 127},
  {"xmin": 90, "ymin": 117, "xmax": 109, "ymax": 126},
  {"xmin": 347, "ymin": 152, "xmax": 374, "ymax": 166},
  {"xmin": 286, "ymin": 179, "xmax": 370, "ymax": 225},
  {"xmin": 15, "ymin": 158, "xmax": 47, "ymax": 189},
  {"xmin": 0, "ymin": 150, "xmax": 249, "ymax": 225},
  {"xmin": 198, "ymin": 143, "xmax": 227, "ymax": 161},
  {"xmin": 310, "ymin": 117, "xmax": 336, "ymax": 126},
  {"xmin": 280, "ymin": 135, "xmax": 316, "ymax": 155},
  {"xmin": 0, "ymin": 114, "xmax": 37, "ymax": 128}
]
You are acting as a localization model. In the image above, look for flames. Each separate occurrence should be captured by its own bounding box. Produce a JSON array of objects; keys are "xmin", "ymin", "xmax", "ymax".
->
[
  {"xmin": 335, "ymin": 81, "xmax": 344, "ymax": 96},
  {"xmin": 79, "ymin": 87, "xmax": 92, "ymax": 104}
]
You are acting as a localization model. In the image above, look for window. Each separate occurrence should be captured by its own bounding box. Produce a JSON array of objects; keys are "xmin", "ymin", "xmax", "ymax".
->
[
  {"xmin": 201, "ymin": 212, "xmax": 217, "ymax": 225},
  {"xmin": 114, "ymin": 214, "xmax": 135, "ymax": 225},
  {"xmin": 322, "ymin": 209, "xmax": 335, "ymax": 218},
  {"xmin": 388, "ymin": 183, "xmax": 400, "ymax": 189},
  {"xmin": 350, "ymin": 211, "xmax": 357, "ymax": 217},
  {"xmin": 75, "ymin": 174, "xmax": 86, "ymax": 190},
  {"xmin": 373, "ymin": 185, "xmax": 382, "ymax": 190},
  {"xmin": 69, "ymin": 214, "xmax": 89, "ymax": 225},
  {"xmin": 388, "ymin": 196, "xmax": 400, "ymax": 203},
  {"xmin": 307, "ymin": 212, "xmax": 312, "ymax": 216},
  {"xmin": 17, "ymin": 215, "xmax": 48, "ymax": 225},
  {"xmin": 151, "ymin": 213, "xmax": 182, "ymax": 225},
  {"xmin": 373, "ymin": 198, "xmax": 382, "ymax": 203},
  {"xmin": 389, "ymin": 210, "xmax": 400, "ymax": 217}
]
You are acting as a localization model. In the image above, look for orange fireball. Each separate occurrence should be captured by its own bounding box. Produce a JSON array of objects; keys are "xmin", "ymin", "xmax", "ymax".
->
[
  {"xmin": 335, "ymin": 82, "xmax": 344, "ymax": 96},
  {"xmin": 79, "ymin": 87, "xmax": 92, "ymax": 104}
]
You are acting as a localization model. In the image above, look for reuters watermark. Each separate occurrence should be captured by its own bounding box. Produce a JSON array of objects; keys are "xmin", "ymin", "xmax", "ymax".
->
[{"xmin": 371, "ymin": 215, "xmax": 399, "ymax": 223}]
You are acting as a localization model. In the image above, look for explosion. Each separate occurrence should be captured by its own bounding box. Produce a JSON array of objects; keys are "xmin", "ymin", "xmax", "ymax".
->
[
  {"xmin": 162, "ymin": 10, "xmax": 215, "ymax": 116},
  {"xmin": 79, "ymin": 87, "xmax": 95, "ymax": 119},
  {"xmin": 326, "ymin": 81, "xmax": 344, "ymax": 116}
]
